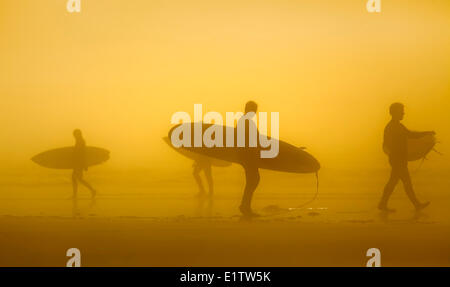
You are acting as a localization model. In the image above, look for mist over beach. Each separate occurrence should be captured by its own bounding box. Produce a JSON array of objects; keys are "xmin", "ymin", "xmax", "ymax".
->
[{"xmin": 0, "ymin": 0, "xmax": 449, "ymax": 266}]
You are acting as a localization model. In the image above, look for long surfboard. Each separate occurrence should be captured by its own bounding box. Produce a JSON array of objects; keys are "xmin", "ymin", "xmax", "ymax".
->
[
  {"xmin": 163, "ymin": 137, "xmax": 232, "ymax": 167},
  {"xmin": 168, "ymin": 123, "xmax": 320, "ymax": 173},
  {"xmin": 32, "ymin": 146, "xmax": 110, "ymax": 169}
]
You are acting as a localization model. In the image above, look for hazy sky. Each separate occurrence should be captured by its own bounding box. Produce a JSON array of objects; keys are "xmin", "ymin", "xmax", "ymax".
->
[{"xmin": 1, "ymin": 0, "xmax": 449, "ymax": 170}]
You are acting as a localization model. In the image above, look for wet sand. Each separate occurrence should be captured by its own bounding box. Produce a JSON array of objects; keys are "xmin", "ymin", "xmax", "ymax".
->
[
  {"xmin": 0, "ymin": 167, "xmax": 449, "ymax": 266},
  {"xmin": 0, "ymin": 214, "xmax": 449, "ymax": 267}
]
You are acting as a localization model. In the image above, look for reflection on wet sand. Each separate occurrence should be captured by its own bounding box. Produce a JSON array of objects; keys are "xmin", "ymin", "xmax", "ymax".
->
[
  {"xmin": 379, "ymin": 210, "xmax": 432, "ymax": 224},
  {"xmin": 72, "ymin": 197, "xmax": 97, "ymax": 219},
  {"xmin": 195, "ymin": 195, "xmax": 214, "ymax": 218}
]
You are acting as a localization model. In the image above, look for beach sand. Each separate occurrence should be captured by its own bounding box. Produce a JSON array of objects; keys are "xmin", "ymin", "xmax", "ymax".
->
[
  {"xmin": 0, "ymin": 166, "xmax": 449, "ymax": 267},
  {"xmin": 0, "ymin": 213, "xmax": 449, "ymax": 267}
]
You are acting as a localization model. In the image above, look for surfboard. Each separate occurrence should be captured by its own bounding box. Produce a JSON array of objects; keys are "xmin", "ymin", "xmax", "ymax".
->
[
  {"xmin": 383, "ymin": 134, "xmax": 436, "ymax": 162},
  {"xmin": 163, "ymin": 137, "xmax": 232, "ymax": 167},
  {"xmin": 32, "ymin": 146, "xmax": 110, "ymax": 169},
  {"xmin": 168, "ymin": 123, "xmax": 320, "ymax": 173}
]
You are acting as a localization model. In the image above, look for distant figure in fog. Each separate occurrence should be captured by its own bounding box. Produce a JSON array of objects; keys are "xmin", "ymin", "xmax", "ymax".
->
[
  {"xmin": 237, "ymin": 101, "xmax": 260, "ymax": 217},
  {"xmin": 378, "ymin": 103, "xmax": 434, "ymax": 212},
  {"xmin": 72, "ymin": 129, "xmax": 97, "ymax": 198},
  {"xmin": 163, "ymin": 136, "xmax": 226, "ymax": 198},
  {"xmin": 193, "ymin": 159, "xmax": 214, "ymax": 197}
]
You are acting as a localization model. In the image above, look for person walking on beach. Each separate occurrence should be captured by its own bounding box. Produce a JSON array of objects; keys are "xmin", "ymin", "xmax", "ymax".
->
[
  {"xmin": 378, "ymin": 103, "xmax": 433, "ymax": 212},
  {"xmin": 72, "ymin": 129, "xmax": 97, "ymax": 198},
  {"xmin": 192, "ymin": 158, "xmax": 214, "ymax": 198},
  {"xmin": 237, "ymin": 101, "xmax": 260, "ymax": 217}
]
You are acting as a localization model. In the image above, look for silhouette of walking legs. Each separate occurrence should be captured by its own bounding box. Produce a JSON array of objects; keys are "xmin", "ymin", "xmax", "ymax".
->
[
  {"xmin": 398, "ymin": 166, "xmax": 420, "ymax": 206},
  {"xmin": 193, "ymin": 163, "xmax": 206, "ymax": 197},
  {"xmin": 193, "ymin": 162, "xmax": 214, "ymax": 197},
  {"xmin": 379, "ymin": 168, "xmax": 400, "ymax": 211},
  {"xmin": 203, "ymin": 164, "xmax": 213, "ymax": 197},
  {"xmin": 239, "ymin": 165, "xmax": 260, "ymax": 216},
  {"xmin": 72, "ymin": 169, "xmax": 96, "ymax": 198},
  {"xmin": 379, "ymin": 163, "xmax": 428, "ymax": 211},
  {"xmin": 72, "ymin": 171, "xmax": 79, "ymax": 198}
]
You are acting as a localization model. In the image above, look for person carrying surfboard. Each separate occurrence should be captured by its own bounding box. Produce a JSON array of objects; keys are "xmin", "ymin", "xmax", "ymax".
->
[
  {"xmin": 238, "ymin": 101, "xmax": 261, "ymax": 217},
  {"xmin": 72, "ymin": 129, "xmax": 97, "ymax": 199},
  {"xmin": 378, "ymin": 103, "xmax": 434, "ymax": 212},
  {"xmin": 168, "ymin": 104, "xmax": 320, "ymax": 217}
]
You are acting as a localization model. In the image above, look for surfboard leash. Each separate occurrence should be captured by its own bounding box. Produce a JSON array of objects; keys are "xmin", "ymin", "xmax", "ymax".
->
[
  {"xmin": 260, "ymin": 172, "xmax": 320, "ymax": 218},
  {"xmin": 413, "ymin": 157, "xmax": 427, "ymax": 174},
  {"xmin": 298, "ymin": 171, "xmax": 319, "ymax": 209},
  {"xmin": 286, "ymin": 171, "xmax": 320, "ymax": 211}
]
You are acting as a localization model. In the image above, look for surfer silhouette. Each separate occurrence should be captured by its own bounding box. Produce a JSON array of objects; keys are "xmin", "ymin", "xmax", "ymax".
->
[
  {"xmin": 163, "ymin": 136, "xmax": 222, "ymax": 197},
  {"xmin": 193, "ymin": 159, "xmax": 214, "ymax": 197},
  {"xmin": 378, "ymin": 103, "xmax": 434, "ymax": 212},
  {"xmin": 237, "ymin": 101, "xmax": 260, "ymax": 217},
  {"xmin": 72, "ymin": 129, "xmax": 97, "ymax": 199}
]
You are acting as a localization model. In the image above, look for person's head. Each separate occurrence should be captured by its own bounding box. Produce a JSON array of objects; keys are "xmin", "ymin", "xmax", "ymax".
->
[
  {"xmin": 245, "ymin": 101, "xmax": 258, "ymax": 114},
  {"xmin": 389, "ymin": 102, "xmax": 405, "ymax": 121},
  {"xmin": 73, "ymin": 129, "xmax": 83, "ymax": 140}
]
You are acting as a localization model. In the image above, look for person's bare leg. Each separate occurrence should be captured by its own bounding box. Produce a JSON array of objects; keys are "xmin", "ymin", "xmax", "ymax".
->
[
  {"xmin": 77, "ymin": 172, "xmax": 97, "ymax": 198},
  {"xmin": 399, "ymin": 166, "xmax": 430, "ymax": 210},
  {"xmin": 203, "ymin": 164, "xmax": 213, "ymax": 197},
  {"xmin": 239, "ymin": 166, "xmax": 260, "ymax": 216},
  {"xmin": 72, "ymin": 170, "xmax": 79, "ymax": 199},
  {"xmin": 378, "ymin": 169, "xmax": 399, "ymax": 212},
  {"xmin": 193, "ymin": 163, "xmax": 206, "ymax": 197}
]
